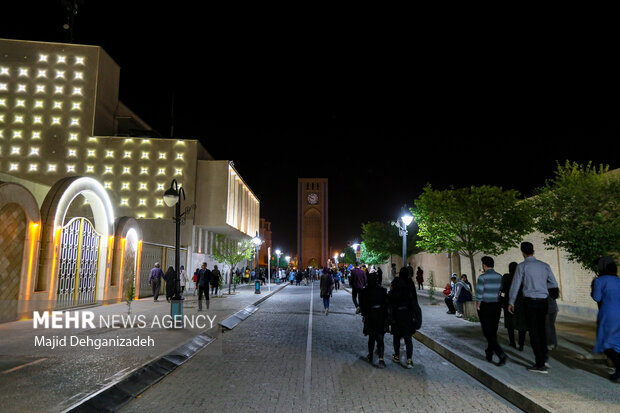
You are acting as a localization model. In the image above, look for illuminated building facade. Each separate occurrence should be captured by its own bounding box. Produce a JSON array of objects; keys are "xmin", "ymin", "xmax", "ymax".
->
[
  {"xmin": 297, "ymin": 178, "xmax": 328, "ymax": 269},
  {"xmin": 0, "ymin": 39, "xmax": 259, "ymax": 319}
]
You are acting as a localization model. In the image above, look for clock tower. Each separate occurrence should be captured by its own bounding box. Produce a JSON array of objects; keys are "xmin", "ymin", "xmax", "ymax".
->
[{"xmin": 297, "ymin": 178, "xmax": 328, "ymax": 269}]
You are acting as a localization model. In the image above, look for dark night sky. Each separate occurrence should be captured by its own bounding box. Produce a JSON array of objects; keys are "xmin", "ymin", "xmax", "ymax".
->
[{"xmin": 2, "ymin": 2, "xmax": 619, "ymax": 256}]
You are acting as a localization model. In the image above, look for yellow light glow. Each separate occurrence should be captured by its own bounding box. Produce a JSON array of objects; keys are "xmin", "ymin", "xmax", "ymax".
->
[
  {"xmin": 17, "ymin": 84, "xmax": 27, "ymax": 93},
  {"xmin": 122, "ymin": 167, "xmax": 131, "ymax": 174},
  {"xmin": 157, "ymin": 183, "xmax": 164, "ymax": 191},
  {"xmin": 123, "ymin": 151, "xmax": 131, "ymax": 158},
  {"xmin": 86, "ymin": 165, "xmax": 94, "ymax": 173},
  {"xmin": 121, "ymin": 182, "xmax": 129, "ymax": 190},
  {"xmin": 48, "ymin": 164, "xmax": 56, "ymax": 172},
  {"xmin": 0, "ymin": 67, "xmax": 9, "ymax": 75},
  {"xmin": 16, "ymin": 99, "xmax": 25, "ymax": 108},
  {"xmin": 57, "ymin": 55, "xmax": 67, "ymax": 64},
  {"xmin": 104, "ymin": 182, "xmax": 111, "ymax": 189},
  {"xmin": 72, "ymin": 87, "xmax": 82, "ymax": 96},
  {"xmin": 30, "ymin": 147, "xmax": 39, "ymax": 156},
  {"xmin": 37, "ymin": 69, "xmax": 47, "ymax": 78},
  {"xmin": 176, "ymin": 153, "xmax": 183, "ymax": 160},
  {"xmin": 14, "ymin": 115, "xmax": 24, "ymax": 123},
  {"xmin": 120, "ymin": 199, "xmax": 128, "ymax": 206},
  {"xmin": 140, "ymin": 167, "xmax": 148, "ymax": 174},
  {"xmin": 0, "ymin": 83, "xmax": 7, "ymax": 91},
  {"xmin": 54, "ymin": 86, "xmax": 63, "ymax": 94},
  {"xmin": 69, "ymin": 133, "xmax": 78, "ymax": 141},
  {"xmin": 156, "ymin": 200, "xmax": 163, "ymax": 206},
  {"xmin": 29, "ymin": 164, "xmax": 38, "ymax": 171},
  {"xmin": 104, "ymin": 166, "xmax": 112, "ymax": 174},
  {"xmin": 35, "ymin": 85, "xmax": 45, "ymax": 94},
  {"xmin": 72, "ymin": 102, "xmax": 81, "ymax": 110},
  {"xmin": 87, "ymin": 149, "xmax": 96, "ymax": 157},
  {"xmin": 39, "ymin": 54, "xmax": 48, "ymax": 62},
  {"xmin": 55, "ymin": 70, "xmax": 65, "ymax": 79},
  {"xmin": 157, "ymin": 168, "xmax": 165, "ymax": 175},
  {"xmin": 66, "ymin": 165, "xmax": 75, "ymax": 172},
  {"xmin": 9, "ymin": 163, "xmax": 18, "ymax": 171},
  {"xmin": 70, "ymin": 118, "xmax": 79, "ymax": 126},
  {"xmin": 139, "ymin": 183, "xmax": 148, "ymax": 191},
  {"xmin": 0, "ymin": 98, "xmax": 6, "ymax": 106},
  {"xmin": 32, "ymin": 131, "xmax": 41, "ymax": 139},
  {"xmin": 11, "ymin": 146, "xmax": 21, "ymax": 155},
  {"xmin": 68, "ymin": 149, "xmax": 76, "ymax": 157},
  {"xmin": 175, "ymin": 168, "xmax": 182, "ymax": 175},
  {"xmin": 51, "ymin": 117, "xmax": 61, "ymax": 125},
  {"xmin": 48, "ymin": 227, "xmax": 62, "ymax": 302},
  {"xmin": 139, "ymin": 199, "xmax": 146, "ymax": 206},
  {"xmin": 75, "ymin": 56, "xmax": 85, "ymax": 65},
  {"xmin": 33, "ymin": 116, "xmax": 42, "ymax": 124},
  {"xmin": 25, "ymin": 222, "xmax": 40, "ymax": 302},
  {"xmin": 141, "ymin": 151, "xmax": 149, "ymax": 159},
  {"xmin": 13, "ymin": 130, "xmax": 22, "ymax": 138},
  {"xmin": 53, "ymin": 101, "xmax": 62, "ymax": 109},
  {"xmin": 106, "ymin": 150, "xmax": 114, "ymax": 158},
  {"xmin": 18, "ymin": 68, "xmax": 29, "ymax": 77},
  {"xmin": 34, "ymin": 100, "xmax": 43, "ymax": 108},
  {"xmin": 74, "ymin": 72, "xmax": 83, "ymax": 80}
]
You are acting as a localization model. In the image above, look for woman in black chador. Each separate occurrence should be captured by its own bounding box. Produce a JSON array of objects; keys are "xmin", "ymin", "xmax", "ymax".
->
[
  {"xmin": 360, "ymin": 272, "xmax": 388, "ymax": 367},
  {"xmin": 388, "ymin": 267, "xmax": 422, "ymax": 369},
  {"xmin": 164, "ymin": 266, "xmax": 176, "ymax": 302}
]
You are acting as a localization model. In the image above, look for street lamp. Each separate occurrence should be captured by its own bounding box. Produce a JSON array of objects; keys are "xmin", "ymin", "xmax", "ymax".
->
[
  {"xmin": 351, "ymin": 243, "xmax": 361, "ymax": 264},
  {"xmin": 163, "ymin": 179, "xmax": 187, "ymax": 325},
  {"xmin": 275, "ymin": 249, "xmax": 282, "ymax": 282},
  {"xmin": 251, "ymin": 232, "xmax": 263, "ymax": 294},
  {"xmin": 333, "ymin": 252, "xmax": 339, "ymax": 269},
  {"xmin": 392, "ymin": 206, "xmax": 414, "ymax": 268}
]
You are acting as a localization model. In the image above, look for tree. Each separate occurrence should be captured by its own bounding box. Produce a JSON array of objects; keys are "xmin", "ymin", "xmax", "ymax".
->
[
  {"xmin": 361, "ymin": 220, "xmax": 421, "ymax": 263},
  {"xmin": 341, "ymin": 247, "xmax": 357, "ymax": 266},
  {"xmin": 359, "ymin": 241, "xmax": 390, "ymax": 265},
  {"xmin": 413, "ymin": 184, "xmax": 535, "ymax": 289},
  {"xmin": 270, "ymin": 255, "xmax": 288, "ymax": 269},
  {"xmin": 532, "ymin": 161, "xmax": 620, "ymax": 272},
  {"xmin": 211, "ymin": 235, "xmax": 254, "ymax": 295}
]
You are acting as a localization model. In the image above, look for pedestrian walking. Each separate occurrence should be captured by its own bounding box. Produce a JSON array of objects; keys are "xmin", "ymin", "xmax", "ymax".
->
[
  {"xmin": 333, "ymin": 269, "xmax": 341, "ymax": 291},
  {"xmin": 193, "ymin": 268, "xmax": 200, "ymax": 295},
  {"xmin": 211, "ymin": 265, "xmax": 221, "ymax": 296},
  {"xmin": 148, "ymin": 262, "xmax": 164, "ymax": 301},
  {"xmin": 164, "ymin": 266, "xmax": 176, "ymax": 302},
  {"xmin": 476, "ymin": 256, "xmax": 508, "ymax": 366},
  {"xmin": 501, "ymin": 262, "xmax": 527, "ymax": 350},
  {"xmin": 320, "ymin": 268, "xmax": 334, "ymax": 315},
  {"xmin": 407, "ymin": 263, "xmax": 414, "ymax": 279},
  {"xmin": 591, "ymin": 256, "xmax": 620, "ymax": 383},
  {"xmin": 350, "ymin": 263, "xmax": 367, "ymax": 314},
  {"xmin": 388, "ymin": 267, "xmax": 422, "ymax": 369},
  {"xmin": 360, "ymin": 272, "xmax": 388, "ymax": 368},
  {"xmin": 546, "ymin": 287, "xmax": 559, "ymax": 351},
  {"xmin": 390, "ymin": 263, "xmax": 397, "ymax": 282},
  {"xmin": 416, "ymin": 267, "xmax": 424, "ymax": 290},
  {"xmin": 453, "ymin": 274, "xmax": 473, "ymax": 318},
  {"xmin": 197, "ymin": 262, "xmax": 211, "ymax": 311},
  {"xmin": 444, "ymin": 274, "xmax": 457, "ymax": 314},
  {"xmin": 179, "ymin": 265, "xmax": 189, "ymax": 295},
  {"xmin": 508, "ymin": 242, "xmax": 559, "ymax": 374}
]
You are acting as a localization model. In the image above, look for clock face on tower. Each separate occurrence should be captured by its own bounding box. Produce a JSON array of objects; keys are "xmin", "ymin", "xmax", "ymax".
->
[{"xmin": 307, "ymin": 193, "xmax": 319, "ymax": 205}]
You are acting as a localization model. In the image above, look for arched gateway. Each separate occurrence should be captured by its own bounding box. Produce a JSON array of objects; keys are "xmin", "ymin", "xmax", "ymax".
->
[{"xmin": 40, "ymin": 177, "xmax": 115, "ymax": 309}]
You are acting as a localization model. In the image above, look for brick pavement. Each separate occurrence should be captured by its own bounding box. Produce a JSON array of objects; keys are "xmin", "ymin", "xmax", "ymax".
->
[
  {"xmin": 0, "ymin": 283, "xmax": 283, "ymax": 412},
  {"xmin": 122, "ymin": 283, "xmax": 519, "ymax": 413}
]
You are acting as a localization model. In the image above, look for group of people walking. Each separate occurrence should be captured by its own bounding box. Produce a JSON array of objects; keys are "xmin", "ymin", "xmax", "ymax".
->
[{"xmin": 350, "ymin": 263, "xmax": 422, "ymax": 369}]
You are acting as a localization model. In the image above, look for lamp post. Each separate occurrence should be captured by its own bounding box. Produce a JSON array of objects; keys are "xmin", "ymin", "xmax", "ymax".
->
[
  {"xmin": 333, "ymin": 252, "xmax": 339, "ymax": 269},
  {"xmin": 391, "ymin": 206, "xmax": 414, "ymax": 268},
  {"xmin": 351, "ymin": 243, "xmax": 361, "ymax": 264},
  {"xmin": 163, "ymin": 179, "xmax": 187, "ymax": 325},
  {"xmin": 252, "ymin": 232, "xmax": 263, "ymax": 294},
  {"xmin": 275, "ymin": 249, "xmax": 282, "ymax": 284}
]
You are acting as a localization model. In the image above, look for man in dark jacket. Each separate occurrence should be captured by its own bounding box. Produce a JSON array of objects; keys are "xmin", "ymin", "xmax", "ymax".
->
[
  {"xmin": 211, "ymin": 265, "xmax": 221, "ymax": 296},
  {"xmin": 360, "ymin": 272, "xmax": 388, "ymax": 368},
  {"xmin": 197, "ymin": 262, "xmax": 211, "ymax": 311}
]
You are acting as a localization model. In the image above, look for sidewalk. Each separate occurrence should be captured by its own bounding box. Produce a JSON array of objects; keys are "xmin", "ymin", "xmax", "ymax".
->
[
  {"xmin": 0, "ymin": 282, "xmax": 287, "ymax": 413},
  {"xmin": 414, "ymin": 289, "xmax": 619, "ymax": 413}
]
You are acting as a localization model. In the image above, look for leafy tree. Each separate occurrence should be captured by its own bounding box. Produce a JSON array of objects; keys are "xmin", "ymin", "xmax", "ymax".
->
[
  {"xmin": 212, "ymin": 235, "xmax": 254, "ymax": 294},
  {"xmin": 270, "ymin": 255, "xmax": 288, "ymax": 269},
  {"xmin": 341, "ymin": 246, "xmax": 357, "ymax": 265},
  {"xmin": 532, "ymin": 161, "xmax": 620, "ymax": 272},
  {"xmin": 361, "ymin": 220, "xmax": 421, "ymax": 264},
  {"xmin": 360, "ymin": 241, "xmax": 390, "ymax": 265},
  {"xmin": 413, "ymin": 184, "xmax": 535, "ymax": 288}
]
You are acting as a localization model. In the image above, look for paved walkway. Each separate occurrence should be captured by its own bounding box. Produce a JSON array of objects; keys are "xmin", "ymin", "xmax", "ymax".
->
[
  {"xmin": 413, "ymin": 289, "xmax": 619, "ymax": 412},
  {"xmin": 0, "ymin": 283, "xmax": 285, "ymax": 413},
  {"xmin": 121, "ymin": 283, "xmax": 520, "ymax": 412}
]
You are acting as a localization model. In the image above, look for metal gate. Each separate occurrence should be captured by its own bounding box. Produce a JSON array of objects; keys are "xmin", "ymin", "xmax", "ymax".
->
[{"xmin": 56, "ymin": 217, "xmax": 101, "ymax": 309}]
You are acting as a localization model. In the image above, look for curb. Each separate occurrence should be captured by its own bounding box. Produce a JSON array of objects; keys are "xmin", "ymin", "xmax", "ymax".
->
[
  {"xmin": 64, "ymin": 283, "xmax": 288, "ymax": 412},
  {"xmin": 343, "ymin": 285, "xmax": 553, "ymax": 413},
  {"xmin": 219, "ymin": 283, "xmax": 288, "ymax": 330},
  {"xmin": 413, "ymin": 331, "xmax": 555, "ymax": 413}
]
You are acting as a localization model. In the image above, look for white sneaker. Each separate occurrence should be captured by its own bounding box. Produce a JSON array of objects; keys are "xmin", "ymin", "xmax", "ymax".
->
[
  {"xmin": 455, "ymin": 312, "xmax": 463, "ymax": 318},
  {"xmin": 325, "ymin": 309, "xmax": 329, "ymax": 315}
]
